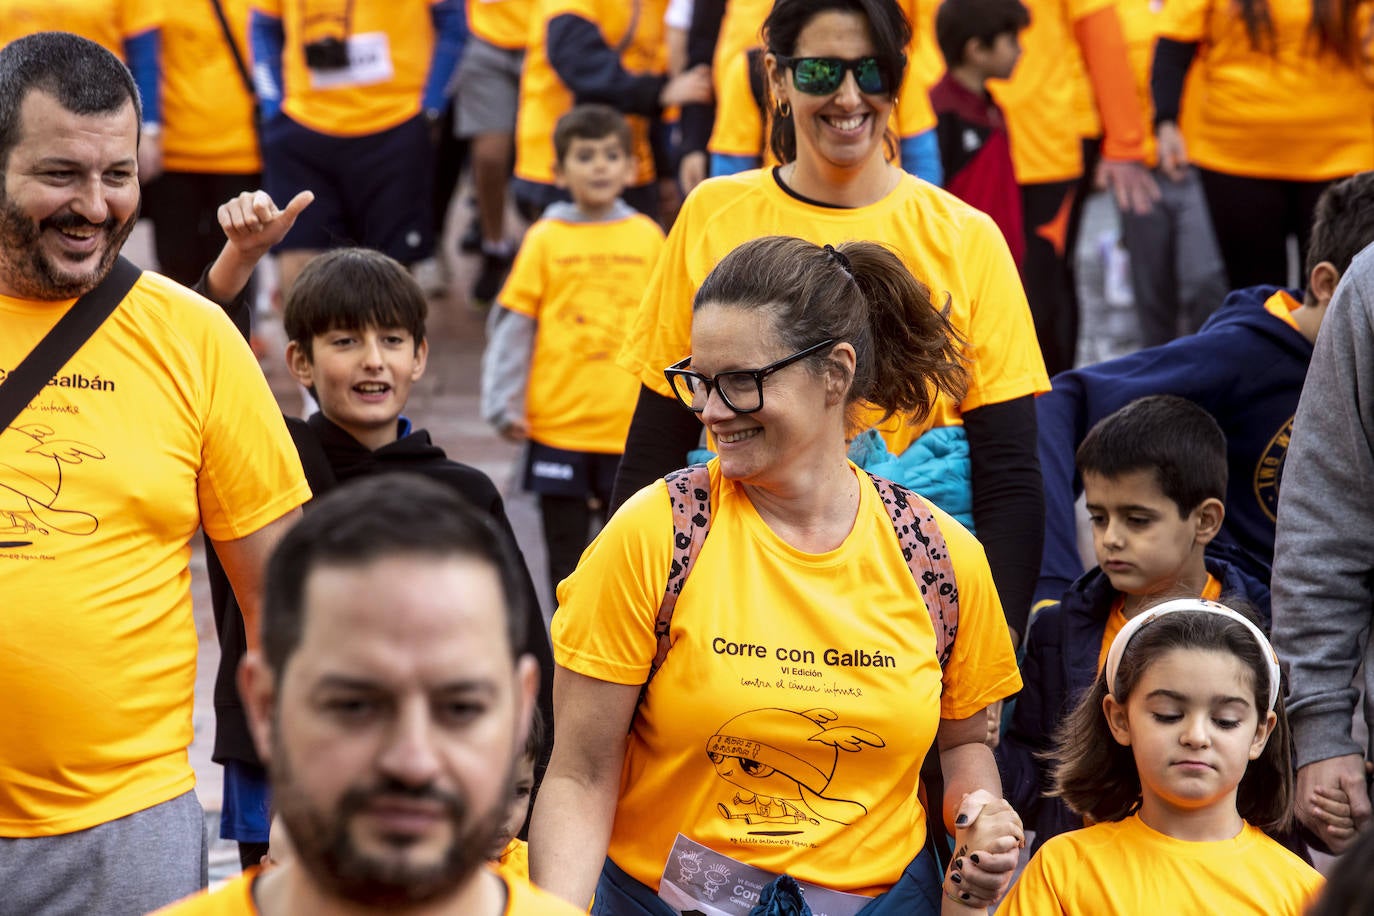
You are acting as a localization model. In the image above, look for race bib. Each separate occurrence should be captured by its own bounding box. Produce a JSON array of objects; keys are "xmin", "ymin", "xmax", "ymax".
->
[
  {"xmin": 657, "ymin": 835, "xmax": 872, "ymax": 916},
  {"xmin": 308, "ymin": 33, "xmax": 395, "ymax": 90}
]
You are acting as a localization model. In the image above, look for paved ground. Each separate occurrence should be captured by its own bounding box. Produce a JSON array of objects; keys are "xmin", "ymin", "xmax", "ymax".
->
[{"xmin": 120, "ymin": 187, "xmax": 1136, "ymax": 884}]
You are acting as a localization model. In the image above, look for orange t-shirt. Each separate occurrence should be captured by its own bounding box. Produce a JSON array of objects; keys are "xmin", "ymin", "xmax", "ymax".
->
[
  {"xmin": 1157, "ymin": 0, "xmax": 1374, "ymax": 180},
  {"xmin": 0, "ymin": 0, "xmax": 159, "ymax": 56},
  {"xmin": 1097, "ymin": 573, "xmax": 1222, "ymax": 672},
  {"xmin": 468, "ymin": 0, "xmax": 534, "ymax": 49},
  {"xmin": 161, "ymin": 0, "xmax": 260, "ymax": 173}
]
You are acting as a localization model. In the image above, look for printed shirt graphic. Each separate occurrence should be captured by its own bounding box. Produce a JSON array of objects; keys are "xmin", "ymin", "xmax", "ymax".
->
[
  {"xmin": 513, "ymin": 0, "xmax": 668, "ymax": 187},
  {"xmin": 498, "ymin": 212, "xmax": 664, "ymax": 453},
  {"xmin": 0, "ymin": 0, "xmax": 159, "ymax": 56},
  {"xmin": 553, "ymin": 461, "xmax": 1021, "ymax": 895},
  {"xmin": 1156, "ymin": 0, "xmax": 1374, "ymax": 180},
  {"xmin": 252, "ymin": 0, "xmax": 438, "ymax": 136},
  {"xmin": 161, "ymin": 0, "xmax": 261, "ymax": 173},
  {"xmin": 1000, "ymin": 814, "xmax": 1323, "ymax": 915},
  {"xmin": 617, "ymin": 169, "xmax": 1049, "ymax": 458},
  {"xmin": 0, "ymin": 274, "xmax": 310, "ymax": 837}
]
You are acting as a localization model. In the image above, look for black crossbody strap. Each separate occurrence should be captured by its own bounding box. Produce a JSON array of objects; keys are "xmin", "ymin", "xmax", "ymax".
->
[
  {"xmin": 0, "ymin": 256, "xmax": 142, "ymax": 431},
  {"xmin": 209, "ymin": 0, "xmax": 257, "ymax": 103}
]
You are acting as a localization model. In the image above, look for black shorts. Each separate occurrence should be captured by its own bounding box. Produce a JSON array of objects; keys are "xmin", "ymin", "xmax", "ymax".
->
[
  {"xmin": 523, "ymin": 441, "xmax": 620, "ymax": 500},
  {"xmin": 261, "ymin": 112, "xmax": 434, "ymax": 264},
  {"xmin": 142, "ymin": 171, "xmax": 261, "ymax": 288}
]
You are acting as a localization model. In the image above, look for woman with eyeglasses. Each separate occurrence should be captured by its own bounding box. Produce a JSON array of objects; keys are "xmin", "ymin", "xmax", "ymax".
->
[
  {"xmin": 612, "ymin": 0, "xmax": 1049, "ymax": 653},
  {"xmin": 530, "ymin": 236, "xmax": 1025, "ymax": 914}
]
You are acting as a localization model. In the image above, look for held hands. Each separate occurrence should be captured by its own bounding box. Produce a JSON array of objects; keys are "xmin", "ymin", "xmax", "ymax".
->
[
  {"xmin": 943, "ymin": 790, "xmax": 1024, "ymax": 912},
  {"xmin": 1296, "ymin": 754, "xmax": 1373, "ymax": 853}
]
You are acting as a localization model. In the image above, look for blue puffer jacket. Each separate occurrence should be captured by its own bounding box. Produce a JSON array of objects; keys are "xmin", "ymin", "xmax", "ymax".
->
[
  {"xmin": 996, "ymin": 543, "xmax": 1271, "ymax": 851},
  {"xmin": 847, "ymin": 426, "xmax": 974, "ymax": 532}
]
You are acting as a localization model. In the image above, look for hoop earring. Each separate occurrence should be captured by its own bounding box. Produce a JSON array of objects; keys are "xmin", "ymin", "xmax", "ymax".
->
[{"xmin": 776, "ymin": 99, "xmax": 792, "ymax": 118}]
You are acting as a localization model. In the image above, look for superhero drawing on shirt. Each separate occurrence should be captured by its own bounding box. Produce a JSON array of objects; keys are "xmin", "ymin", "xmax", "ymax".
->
[
  {"xmin": 706, "ymin": 708, "xmax": 884, "ymax": 836},
  {"xmin": 0, "ymin": 423, "xmax": 103, "ymax": 545}
]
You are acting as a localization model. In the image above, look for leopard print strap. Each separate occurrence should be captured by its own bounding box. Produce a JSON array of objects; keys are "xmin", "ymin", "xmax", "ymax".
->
[
  {"xmin": 647, "ymin": 464, "xmax": 714, "ymax": 689},
  {"xmin": 865, "ymin": 472, "xmax": 960, "ymax": 669}
]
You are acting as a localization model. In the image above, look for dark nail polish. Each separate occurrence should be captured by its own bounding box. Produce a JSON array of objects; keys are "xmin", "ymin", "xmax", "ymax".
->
[
  {"xmin": 960, "ymin": 892, "xmax": 971, "ymax": 901},
  {"xmin": 954, "ymin": 814, "xmax": 969, "ymax": 826},
  {"xmin": 970, "ymin": 854, "xmax": 980, "ymax": 865},
  {"xmin": 951, "ymin": 873, "xmax": 962, "ymax": 884}
]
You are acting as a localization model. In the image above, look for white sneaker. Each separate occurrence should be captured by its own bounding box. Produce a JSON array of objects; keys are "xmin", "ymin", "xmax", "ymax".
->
[{"xmin": 411, "ymin": 257, "xmax": 450, "ymax": 298}]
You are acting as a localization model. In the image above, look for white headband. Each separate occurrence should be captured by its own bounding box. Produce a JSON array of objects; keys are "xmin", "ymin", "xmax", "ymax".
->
[{"xmin": 1103, "ymin": 598, "xmax": 1282, "ymax": 712}]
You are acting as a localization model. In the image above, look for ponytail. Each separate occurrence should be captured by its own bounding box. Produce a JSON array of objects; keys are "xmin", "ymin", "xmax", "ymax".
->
[{"xmin": 692, "ymin": 236, "xmax": 968, "ymax": 429}]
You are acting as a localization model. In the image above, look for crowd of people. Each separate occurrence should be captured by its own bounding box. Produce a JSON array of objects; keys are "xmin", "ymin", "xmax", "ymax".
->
[{"xmin": 4, "ymin": 0, "xmax": 1374, "ymax": 913}]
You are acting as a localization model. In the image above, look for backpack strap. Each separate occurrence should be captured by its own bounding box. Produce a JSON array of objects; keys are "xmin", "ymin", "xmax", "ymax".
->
[
  {"xmin": 865, "ymin": 472, "xmax": 960, "ymax": 669},
  {"xmin": 645, "ymin": 464, "xmax": 714, "ymax": 694}
]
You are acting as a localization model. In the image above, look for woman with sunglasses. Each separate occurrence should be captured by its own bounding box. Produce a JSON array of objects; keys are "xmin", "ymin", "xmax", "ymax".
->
[
  {"xmin": 531, "ymin": 236, "xmax": 1025, "ymax": 914},
  {"xmin": 612, "ymin": 0, "xmax": 1049, "ymax": 653}
]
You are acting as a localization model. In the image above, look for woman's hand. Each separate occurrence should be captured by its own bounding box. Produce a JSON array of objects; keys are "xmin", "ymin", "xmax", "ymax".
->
[
  {"xmin": 943, "ymin": 789, "xmax": 1024, "ymax": 909},
  {"xmin": 1155, "ymin": 121, "xmax": 1190, "ymax": 182}
]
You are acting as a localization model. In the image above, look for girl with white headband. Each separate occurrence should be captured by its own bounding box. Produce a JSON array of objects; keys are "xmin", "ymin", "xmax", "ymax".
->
[{"xmin": 1000, "ymin": 598, "xmax": 1324, "ymax": 914}]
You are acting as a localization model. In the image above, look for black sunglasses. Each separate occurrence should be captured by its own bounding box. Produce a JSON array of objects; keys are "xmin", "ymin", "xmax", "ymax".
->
[
  {"xmin": 772, "ymin": 53, "xmax": 903, "ymax": 96},
  {"xmin": 664, "ymin": 339, "xmax": 838, "ymax": 414}
]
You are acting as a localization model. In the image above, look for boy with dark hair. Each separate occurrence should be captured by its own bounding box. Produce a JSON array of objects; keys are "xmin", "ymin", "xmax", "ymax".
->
[
  {"xmin": 929, "ymin": 0, "xmax": 1030, "ymax": 263},
  {"xmin": 998, "ymin": 394, "xmax": 1271, "ymax": 850},
  {"xmin": 482, "ymin": 104, "xmax": 664, "ymax": 596},
  {"xmin": 211, "ymin": 247, "xmax": 556, "ymax": 869},
  {"xmin": 1036, "ymin": 170, "xmax": 1374, "ymax": 607}
]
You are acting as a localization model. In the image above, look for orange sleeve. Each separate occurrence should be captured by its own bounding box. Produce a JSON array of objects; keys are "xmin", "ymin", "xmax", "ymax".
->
[{"xmin": 1073, "ymin": 6, "xmax": 1147, "ymax": 161}]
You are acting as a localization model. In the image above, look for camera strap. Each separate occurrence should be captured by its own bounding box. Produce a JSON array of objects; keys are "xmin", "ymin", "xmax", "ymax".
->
[
  {"xmin": 208, "ymin": 0, "xmax": 261, "ymax": 128},
  {"xmin": 0, "ymin": 257, "xmax": 142, "ymax": 433}
]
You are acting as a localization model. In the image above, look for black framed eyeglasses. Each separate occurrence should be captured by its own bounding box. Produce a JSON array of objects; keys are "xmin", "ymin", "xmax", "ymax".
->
[
  {"xmin": 664, "ymin": 339, "xmax": 837, "ymax": 414},
  {"xmin": 772, "ymin": 53, "xmax": 903, "ymax": 96}
]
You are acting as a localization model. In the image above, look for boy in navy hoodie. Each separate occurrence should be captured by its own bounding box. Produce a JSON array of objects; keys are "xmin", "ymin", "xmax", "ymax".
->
[
  {"xmin": 1035, "ymin": 170, "xmax": 1374, "ymax": 608},
  {"xmin": 209, "ymin": 246, "xmax": 556, "ymax": 869},
  {"xmin": 998, "ymin": 394, "xmax": 1271, "ymax": 849}
]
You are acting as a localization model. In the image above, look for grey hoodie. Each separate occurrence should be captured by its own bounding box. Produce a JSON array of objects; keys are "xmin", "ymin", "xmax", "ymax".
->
[{"xmin": 1272, "ymin": 243, "xmax": 1374, "ymax": 768}]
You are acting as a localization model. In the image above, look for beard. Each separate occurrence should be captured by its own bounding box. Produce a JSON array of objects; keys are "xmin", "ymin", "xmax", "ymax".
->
[
  {"xmin": 0, "ymin": 187, "xmax": 137, "ymax": 300},
  {"xmin": 271, "ymin": 731, "xmax": 514, "ymax": 908}
]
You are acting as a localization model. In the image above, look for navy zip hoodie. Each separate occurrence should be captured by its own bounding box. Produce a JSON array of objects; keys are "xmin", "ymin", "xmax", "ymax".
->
[
  {"xmin": 998, "ymin": 546, "xmax": 1272, "ymax": 851},
  {"xmin": 1036, "ymin": 285, "xmax": 1311, "ymax": 606}
]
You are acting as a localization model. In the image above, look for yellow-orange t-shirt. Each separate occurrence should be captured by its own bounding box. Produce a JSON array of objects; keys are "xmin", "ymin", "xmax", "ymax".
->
[
  {"xmin": 0, "ymin": 272, "xmax": 310, "ymax": 837},
  {"xmin": 153, "ymin": 865, "xmax": 584, "ymax": 914},
  {"xmin": 514, "ymin": 0, "xmax": 667, "ymax": 188},
  {"xmin": 1264, "ymin": 289, "xmax": 1302, "ymax": 330},
  {"xmin": 494, "ymin": 838, "xmax": 531, "ymax": 883},
  {"xmin": 618, "ymin": 168, "xmax": 1049, "ymax": 457},
  {"xmin": 553, "ymin": 460, "xmax": 1021, "ymax": 895},
  {"xmin": 1097, "ymin": 573, "xmax": 1222, "ymax": 672},
  {"xmin": 1157, "ymin": 0, "xmax": 1374, "ymax": 180},
  {"xmin": 469, "ymin": 0, "xmax": 534, "ymax": 49},
  {"xmin": 498, "ymin": 209, "xmax": 665, "ymax": 453},
  {"xmin": 161, "ymin": 0, "xmax": 260, "ymax": 173},
  {"xmin": 999, "ymin": 815, "xmax": 1322, "ymax": 915},
  {"xmin": 250, "ymin": 0, "xmax": 439, "ymax": 137},
  {"xmin": 0, "ymin": 0, "xmax": 159, "ymax": 56},
  {"xmin": 989, "ymin": 0, "xmax": 1116, "ymax": 183}
]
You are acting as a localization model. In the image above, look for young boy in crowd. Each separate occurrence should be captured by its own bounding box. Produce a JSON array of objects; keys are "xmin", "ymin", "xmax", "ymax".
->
[
  {"xmin": 490, "ymin": 708, "xmax": 545, "ymax": 883},
  {"xmin": 210, "ymin": 247, "xmax": 556, "ymax": 869},
  {"xmin": 482, "ymin": 104, "xmax": 665, "ymax": 595},
  {"xmin": 929, "ymin": 0, "xmax": 1030, "ymax": 263},
  {"xmin": 1035, "ymin": 171, "xmax": 1374, "ymax": 607},
  {"xmin": 997, "ymin": 395, "xmax": 1272, "ymax": 851}
]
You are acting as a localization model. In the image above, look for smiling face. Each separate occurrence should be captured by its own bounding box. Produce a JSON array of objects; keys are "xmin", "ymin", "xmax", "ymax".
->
[
  {"xmin": 766, "ymin": 10, "xmax": 894, "ymax": 178},
  {"xmin": 0, "ymin": 89, "xmax": 140, "ymax": 300},
  {"xmin": 287, "ymin": 326, "xmax": 429, "ymax": 451},
  {"xmin": 1104, "ymin": 648, "xmax": 1275, "ymax": 836},
  {"xmin": 689, "ymin": 303, "xmax": 846, "ymax": 488},
  {"xmin": 1084, "ymin": 469, "xmax": 1220, "ymax": 612},
  {"xmin": 247, "ymin": 553, "xmax": 538, "ymax": 908}
]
